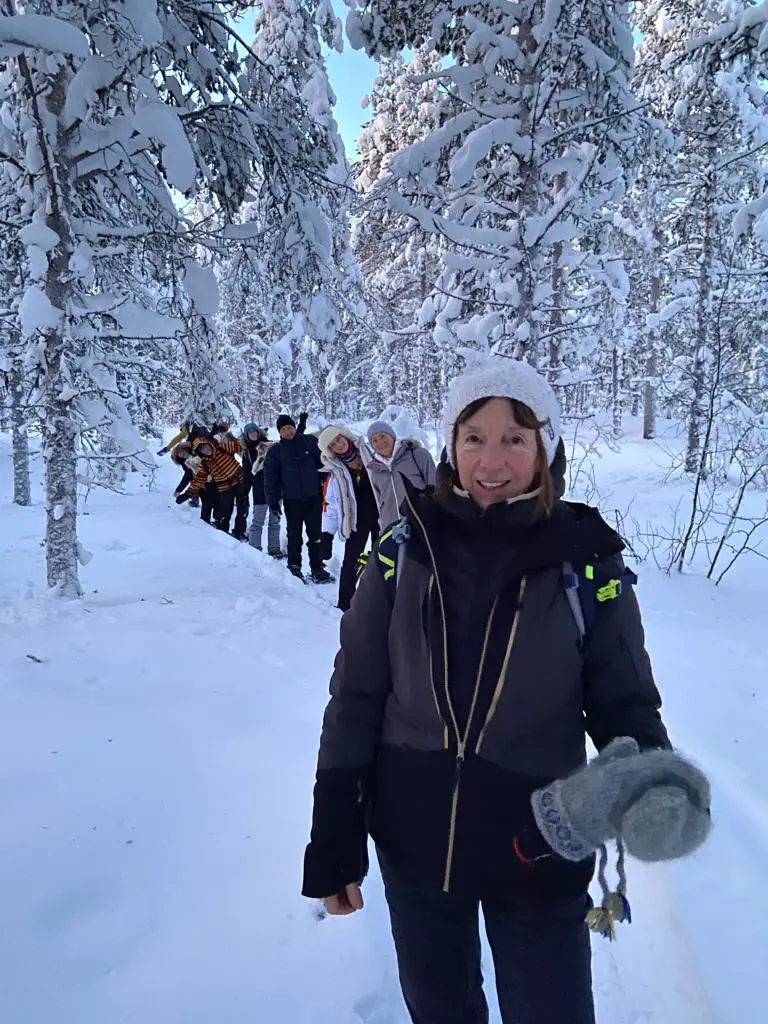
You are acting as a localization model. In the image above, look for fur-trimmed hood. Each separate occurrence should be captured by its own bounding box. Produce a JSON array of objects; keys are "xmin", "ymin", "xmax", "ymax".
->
[
  {"xmin": 243, "ymin": 438, "xmax": 271, "ymax": 476},
  {"xmin": 170, "ymin": 442, "xmax": 193, "ymax": 466}
]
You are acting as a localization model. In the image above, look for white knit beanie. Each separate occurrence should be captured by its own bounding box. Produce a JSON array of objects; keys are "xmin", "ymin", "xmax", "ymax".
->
[
  {"xmin": 318, "ymin": 426, "xmax": 344, "ymax": 453},
  {"xmin": 443, "ymin": 360, "xmax": 561, "ymax": 467}
]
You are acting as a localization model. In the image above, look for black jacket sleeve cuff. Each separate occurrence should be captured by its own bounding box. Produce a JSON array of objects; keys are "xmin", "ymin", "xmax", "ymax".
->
[{"xmin": 301, "ymin": 767, "xmax": 370, "ymax": 899}]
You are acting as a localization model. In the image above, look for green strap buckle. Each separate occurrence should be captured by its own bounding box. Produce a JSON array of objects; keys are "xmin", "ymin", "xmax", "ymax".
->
[{"xmin": 596, "ymin": 578, "xmax": 622, "ymax": 603}]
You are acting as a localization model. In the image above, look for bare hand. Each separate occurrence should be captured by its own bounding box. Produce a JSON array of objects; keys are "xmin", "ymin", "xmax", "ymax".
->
[{"xmin": 323, "ymin": 883, "xmax": 363, "ymax": 916}]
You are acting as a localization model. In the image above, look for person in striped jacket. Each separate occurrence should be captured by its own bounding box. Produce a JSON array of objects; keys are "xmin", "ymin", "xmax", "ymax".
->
[{"xmin": 176, "ymin": 435, "xmax": 244, "ymax": 533}]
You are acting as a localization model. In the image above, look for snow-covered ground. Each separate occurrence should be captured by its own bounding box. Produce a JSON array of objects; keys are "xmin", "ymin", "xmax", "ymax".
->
[{"xmin": 0, "ymin": 425, "xmax": 765, "ymax": 1024}]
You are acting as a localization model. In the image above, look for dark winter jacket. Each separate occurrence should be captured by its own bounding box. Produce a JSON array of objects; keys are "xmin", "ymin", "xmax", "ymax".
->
[
  {"xmin": 242, "ymin": 437, "xmax": 271, "ymax": 505},
  {"xmin": 302, "ymin": 468, "xmax": 670, "ymax": 906},
  {"xmin": 364, "ymin": 439, "xmax": 436, "ymax": 527},
  {"xmin": 264, "ymin": 433, "xmax": 324, "ymax": 507}
]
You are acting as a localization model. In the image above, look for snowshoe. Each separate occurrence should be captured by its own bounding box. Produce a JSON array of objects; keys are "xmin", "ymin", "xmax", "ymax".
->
[
  {"xmin": 310, "ymin": 568, "xmax": 334, "ymax": 585},
  {"xmin": 288, "ymin": 565, "xmax": 306, "ymax": 583}
]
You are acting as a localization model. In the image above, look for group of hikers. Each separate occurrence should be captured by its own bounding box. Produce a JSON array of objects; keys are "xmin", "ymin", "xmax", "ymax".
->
[{"xmin": 158, "ymin": 411, "xmax": 437, "ymax": 610}]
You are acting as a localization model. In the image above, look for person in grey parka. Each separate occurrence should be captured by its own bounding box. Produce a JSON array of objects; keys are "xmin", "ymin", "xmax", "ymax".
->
[
  {"xmin": 303, "ymin": 361, "xmax": 712, "ymax": 1024},
  {"xmin": 365, "ymin": 420, "xmax": 436, "ymax": 527}
]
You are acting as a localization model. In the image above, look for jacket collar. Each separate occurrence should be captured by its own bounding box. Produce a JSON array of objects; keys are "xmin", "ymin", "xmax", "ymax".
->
[{"xmin": 402, "ymin": 474, "xmax": 624, "ymax": 577}]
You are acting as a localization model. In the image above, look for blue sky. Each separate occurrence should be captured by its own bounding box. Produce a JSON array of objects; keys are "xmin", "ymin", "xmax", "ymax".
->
[{"xmin": 323, "ymin": 8, "xmax": 377, "ymax": 158}]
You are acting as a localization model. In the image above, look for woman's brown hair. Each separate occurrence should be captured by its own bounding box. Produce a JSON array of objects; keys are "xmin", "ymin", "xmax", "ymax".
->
[{"xmin": 439, "ymin": 397, "xmax": 555, "ymax": 517}]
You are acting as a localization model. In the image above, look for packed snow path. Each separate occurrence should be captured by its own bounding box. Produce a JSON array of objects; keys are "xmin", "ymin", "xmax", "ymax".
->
[{"xmin": 1, "ymin": 445, "xmax": 765, "ymax": 1023}]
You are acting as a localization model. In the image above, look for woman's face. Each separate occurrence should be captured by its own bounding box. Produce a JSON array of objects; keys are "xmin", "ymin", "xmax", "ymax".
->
[
  {"xmin": 330, "ymin": 435, "xmax": 348, "ymax": 456},
  {"xmin": 371, "ymin": 431, "xmax": 395, "ymax": 458},
  {"xmin": 455, "ymin": 398, "xmax": 539, "ymax": 508},
  {"xmin": 247, "ymin": 429, "xmax": 261, "ymax": 442},
  {"xmin": 196, "ymin": 442, "xmax": 213, "ymax": 458}
]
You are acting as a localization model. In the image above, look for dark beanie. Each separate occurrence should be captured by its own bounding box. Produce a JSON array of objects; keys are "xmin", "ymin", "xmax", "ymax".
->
[{"xmin": 276, "ymin": 414, "xmax": 296, "ymax": 430}]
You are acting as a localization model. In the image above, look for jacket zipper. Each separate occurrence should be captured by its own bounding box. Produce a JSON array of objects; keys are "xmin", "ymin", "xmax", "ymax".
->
[
  {"xmin": 442, "ymin": 593, "xmax": 499, "ymax": 892},
  {"xmin": 474, "ymin": 578, "xmax": 527, "ymax": 755},
  {"xmin": 405, "ymin": 491, "xmax": 524, "ymax": 893}
]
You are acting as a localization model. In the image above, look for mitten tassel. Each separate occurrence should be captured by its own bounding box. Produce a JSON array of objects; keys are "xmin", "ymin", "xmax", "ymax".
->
[{"xmin": 586, "ymin": 839, "xmax": 632, "ymax": 941}]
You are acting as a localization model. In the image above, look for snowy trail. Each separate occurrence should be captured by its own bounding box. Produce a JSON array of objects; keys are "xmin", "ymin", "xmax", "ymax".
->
[{"xmin": 0, "ymin": 449, "xmax": 764, "ymax": 1022}]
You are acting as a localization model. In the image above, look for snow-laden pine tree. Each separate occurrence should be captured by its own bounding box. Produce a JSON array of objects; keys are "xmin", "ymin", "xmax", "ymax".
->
[
  {"xmin": 631, "ymin": 1, "xmax": 768, "ymax": 474},
  {"xmin": 238, "ymin": 0, "xmax": 365, "ymax": 420},
  {"xmin": 353, "ymin": 46, "xmax": 451, "ymax": 422},
  {"xmin": 347, "ymin": 1, "xmax": 641, "ymax": 387},
  {"xmin": 0, "ymin": 1, "xmax": 351, "ymax": 595}
]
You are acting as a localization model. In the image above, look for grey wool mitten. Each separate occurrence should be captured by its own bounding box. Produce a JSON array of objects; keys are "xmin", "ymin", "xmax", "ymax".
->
[{"xmin": 531, "ymin": 737, "xmax": 711, "ymax": 863}]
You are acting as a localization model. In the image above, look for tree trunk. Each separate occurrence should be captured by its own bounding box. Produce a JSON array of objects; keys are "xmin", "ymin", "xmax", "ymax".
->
[
  {"xmin": 549, "ymin": 238, "xmax": 565, "ymax": 381},
  {"xmin": 10, "ymin": 356, "xmax": 31, "ymax": 506},
  {"xmin": 43, "ymin": 352, "xmax": 80, "ymax": 595},
  {"xmin": 512, "ymin": 15, "xmax": 539, "ymax": 362},
  {"xmin": 612, "ymin": 345, "xmax": 622, "ymax": 439},
  {"xmin": 685, "ymin": 348, "xmax": 707, "ymax": 474},
  {"xmin": 643, "ymin": 229, "xmax": 662, "ymax": 440},
  {"xmin": 643, "ymin": 343, "xmax": 657, "ymax": 440},
  {"xmin": 685, "ymin": 148, "xmax": 716, "ymax": 474},
  {"xmin": 33, "ymin": 65, "xmax": 82, "ymax": 596}
]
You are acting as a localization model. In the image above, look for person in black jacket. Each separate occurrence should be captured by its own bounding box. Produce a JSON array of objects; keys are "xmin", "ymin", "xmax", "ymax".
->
[
  {"xmin": 302, "ymin": 361, "xmax": 711, "ymax": 1024},
  {"xmin": 264, "ymin": 413, "xmax": 333, "ymax": 584}
]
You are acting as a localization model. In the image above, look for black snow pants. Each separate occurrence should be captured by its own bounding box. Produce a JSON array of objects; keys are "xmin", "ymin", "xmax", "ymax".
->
[
  {"xmin": 284, "ymin": 496, "xmax": 324, "ymax": 572},
  {"xmin": 380, "ymin": 857, "xmax": 595, "ymax": 1024},
  {"xmin": 200, "ymin": 482, "xmax": 217, "ymax": 524},
  {"xmin": 337, "ymin": 521, "xmax": 379, "ymax": 612},
  {"xmin": 232, "ymin": 480, "xmax": 250, "ymax": 540},
  {"xmin": 214, "ymin": 487, "xmax": 238, "ymax": 533}
]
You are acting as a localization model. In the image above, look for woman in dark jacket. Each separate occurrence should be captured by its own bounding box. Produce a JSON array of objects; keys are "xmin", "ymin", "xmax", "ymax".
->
[{"xmin": 302, "ymin": 361, "xmax": 711, "ymax": 1024}]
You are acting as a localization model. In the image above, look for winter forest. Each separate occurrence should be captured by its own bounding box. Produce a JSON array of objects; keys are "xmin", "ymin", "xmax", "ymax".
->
[
  {"xmin": 1, "ymin": 0, "xmax": 768, "ymax": 596},
  {"xmin": 2, "ymin": 4, "xmax": 768, "ymax": 1023}
]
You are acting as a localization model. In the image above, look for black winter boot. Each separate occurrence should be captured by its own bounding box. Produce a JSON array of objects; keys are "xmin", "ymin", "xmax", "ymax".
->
[
  {"xmin": 310, "ymin": 568, "xmax": 334, "ymax": 585},
  {"xmin": 288, "ymin": 565, "xmax": 306, "ymax": 582}
]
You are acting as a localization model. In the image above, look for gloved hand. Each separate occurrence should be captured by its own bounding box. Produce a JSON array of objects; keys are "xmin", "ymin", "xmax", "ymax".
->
[
  {"xmin": 319, "ymin": 531, "xmax": 334, "ymax": 561},
  {"xmin": 531, "ymin": 737, "xmax": 711, "ymax": 863},
  {"xmin": 175, "ymin": 493, "xmax": 189, "ymax": 505},
  {"xmin": 157, "ymin": 446, "xmax": 168, "ymax": 456},
  {"xmin": 621, "ymin": 780, "xmax": 711, "ymax": 862}
]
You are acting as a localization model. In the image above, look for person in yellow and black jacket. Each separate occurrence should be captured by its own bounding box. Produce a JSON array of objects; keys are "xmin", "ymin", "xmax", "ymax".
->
[
  {"xmin": 302, "ymin": 361, "xmax": 712, "ymax": 1024},
  {"xmin": 176, "ymin": 435, "xmax": 244, "ymax": 533}
]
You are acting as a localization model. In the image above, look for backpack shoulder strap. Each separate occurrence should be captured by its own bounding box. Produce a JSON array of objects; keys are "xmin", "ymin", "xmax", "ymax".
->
[
  {"xmin": 375, "ymin": 519, "xmax": 411, "ymax": 599},
  {"xmin": 562, "ymin": 558, "xmax": 638, "ymax": 651}
]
